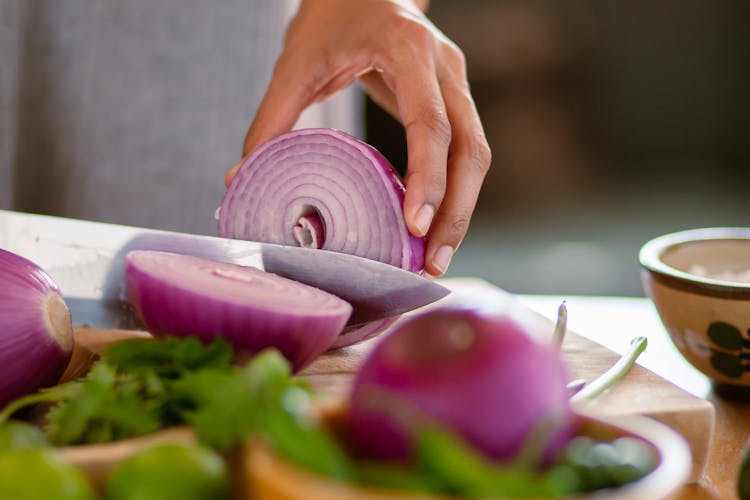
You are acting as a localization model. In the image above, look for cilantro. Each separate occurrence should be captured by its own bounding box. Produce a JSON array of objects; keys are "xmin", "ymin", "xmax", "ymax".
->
[
  {"xmin": 0, "ymin": 337, "xmax": 235, "ymax": 446},
  {"xmin": 44, "ymin": 363, "xmax": 162, "ymax": 445},
  {"xmin": 175, "ymin": 349, "xmax": 353, "ymax": 479},
  {"xmin": 103, "ymin": 336, "xmax": 233, "ymax": 379},
  {"xmin": 413, "ymin": 427, "xmax": 571, "ymax": 497},
  {"xmin": 350, "ymin": 423, "xmax": 654, "ymax": 497}
]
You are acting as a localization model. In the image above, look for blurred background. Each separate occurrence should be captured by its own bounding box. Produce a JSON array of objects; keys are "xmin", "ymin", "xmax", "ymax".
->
[{"xmin": 367, "ymin": 0, "xmax": 750, "ymax": 296}]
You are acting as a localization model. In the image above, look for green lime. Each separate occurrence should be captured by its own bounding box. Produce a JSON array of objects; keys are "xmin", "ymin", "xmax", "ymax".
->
[
  {"xmin": 0, "ymin": 421, "xmax": 49, "ymax": 451},
  {"xmin": 105, "ymin": 443, "xmax": 230, "ymax": 500},
  {"xmin": 0, "ymin": 448, "xmax": 95, "ymax": 500}
]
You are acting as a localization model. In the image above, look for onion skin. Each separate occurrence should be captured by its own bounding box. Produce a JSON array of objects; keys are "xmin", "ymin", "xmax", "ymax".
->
[
  {"xmin": 0, "ymin": 249, "xmax": 74, "ymax": 407},
  {"xmin": 218, "ymin": 128, "xmax": 425, "ymax": 273},
  {"xmin": 125, "ymin": 250, "xmax": 352, "ymax": 372},
  {"xmin": 347, "ymin": 307, "xmax": 574, "ymax": 463}
]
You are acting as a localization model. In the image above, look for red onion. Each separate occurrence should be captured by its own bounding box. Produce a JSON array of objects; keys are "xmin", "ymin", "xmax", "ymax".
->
[
  {"xmin": 347, "ymin": 307, "xmax": 574, "ymax": 463},
  {"xmin": 0, "ymin": 249, "xmax": 74, "ymax": 407},
  {"xmin": 218, "ymin": 128, "xmax": 425, "ymax": 347},
  {"xmin": 124, "ymin": 250, "xmax": 352, "ymax": 371},
  {"xmin": 218, "ymin": 128, "xmax": 425, "ymax": 273},
  {"xmin": 330, "ymin": 317, "xmax": 400, "ymax": 350}
]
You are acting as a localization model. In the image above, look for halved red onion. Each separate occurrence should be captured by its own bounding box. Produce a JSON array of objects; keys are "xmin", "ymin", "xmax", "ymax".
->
[
  {"xmin": 218, "ymin": 128, "xmax": 425, "ymax": 347},
  {"xmin": 347, "ymin": 307, "xmax": 574, "ymax": 463},
  {"xmin": 0, "ymin": 249, "xmax": 73, "ymax": 407},
  {"xmin": 124, "ymin": 250, "xmax": 352, "ymax": 371},
  {"xmin": 218, "ymin": 128, "xmax": 425, "ymax": 273}
]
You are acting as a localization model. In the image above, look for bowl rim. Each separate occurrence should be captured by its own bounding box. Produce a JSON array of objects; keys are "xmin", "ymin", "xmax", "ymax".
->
[
  {"xmin": 241, "ymin": 411, "xmax": 691, "ymax": 500},
  {"xmin": 639, "ymin": 227, "xmax": 750, "ymax": 298}
]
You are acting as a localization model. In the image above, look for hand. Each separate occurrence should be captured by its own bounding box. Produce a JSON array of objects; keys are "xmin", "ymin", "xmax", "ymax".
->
[{"xmin": 225, "ymin": 0, "xmax": 491, "ymax": 277}]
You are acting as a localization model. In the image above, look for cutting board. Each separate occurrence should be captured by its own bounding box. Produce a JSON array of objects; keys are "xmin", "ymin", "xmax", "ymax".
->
[{"xmin": 65, "ymin": 278, "xmax": 714, "ymax": 483}]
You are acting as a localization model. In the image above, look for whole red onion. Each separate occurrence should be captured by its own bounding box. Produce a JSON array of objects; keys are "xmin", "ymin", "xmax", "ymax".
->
[
  {"xmin": 0, "ymin": 249, "xmax": 74, "ymax": 407},
  {"xmin": 347, "ymin": 307, "xmax": 574, "ymax": 463}
]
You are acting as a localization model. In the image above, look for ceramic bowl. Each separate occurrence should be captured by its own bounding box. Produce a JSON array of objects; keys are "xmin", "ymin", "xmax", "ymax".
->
[{"xmin": 639, "ymin": 228, "xmax": 750, "ymax": 392}]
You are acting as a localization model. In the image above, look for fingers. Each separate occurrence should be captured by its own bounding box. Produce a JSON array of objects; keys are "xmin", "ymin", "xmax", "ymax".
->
[
  {"xmin": 390, "ymin": 56, "xmax": 451, "ymax": 243},
  {"xmin": 358, "ymin": 70, "xmax": 400, "ymax": 120},
  {"xmin": 383, "ymin": 29, "xmax": 489, "ymax": 276},
  {"xmin": 423, "ymin": 79, "xmax": 491, "ymax": 276},
  {"xmin": 408, "ymin": 40, "xmax": 490, "ymax": 276},
  {"xmin": 226, "ymin": 2, "xmax": 490, "ymax": 280}
]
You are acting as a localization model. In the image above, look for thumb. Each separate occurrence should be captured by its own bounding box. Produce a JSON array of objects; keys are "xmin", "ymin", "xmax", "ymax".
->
[{"xmin": 225, "ymin": 55, "xmax": 319, "ymax": 187}]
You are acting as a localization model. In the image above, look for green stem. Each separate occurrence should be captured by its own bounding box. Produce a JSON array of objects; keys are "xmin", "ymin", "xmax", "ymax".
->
[
  {"xmin": 552, "ymin": 301, "xmax": 568, "ymax": 349},
  {"xmin": 0, "ymin": 384, "xmax": 79, "ymax": 425},
  {"xmin": 570, "ymin": 336, "xmax": 648, "ymax": 408}
]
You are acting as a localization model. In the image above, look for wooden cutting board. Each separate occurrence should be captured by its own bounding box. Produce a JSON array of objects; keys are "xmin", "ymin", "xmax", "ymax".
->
[{"xmin": 67, "ymin": 278, "xmax": 714, "ymax": 483}]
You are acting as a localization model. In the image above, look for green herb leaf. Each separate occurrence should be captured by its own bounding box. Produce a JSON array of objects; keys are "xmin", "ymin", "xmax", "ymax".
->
[
  {"xmin": 355, "ymin": 461, "xmax": 445, "ymax": 493},
  {"xmin": 177, "ymin": 369, "xmax": 253, "ymax": 452},
  {"xmin": 104, "ymin": 336, "xmax": 233, "ymax": 379},
  {"xmin": 45, "ymin": 363, "xmax": 161, "ymax": 445},
  {"xmin": 415, "ymin": 427, "xmax": 569, "ymax": 498},
  {"xmin": 260, "ymin": 389, "xmax": 353, "ymax": 481}
]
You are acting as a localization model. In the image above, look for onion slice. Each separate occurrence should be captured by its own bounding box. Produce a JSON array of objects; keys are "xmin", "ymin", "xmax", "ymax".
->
[
  {"xmin": 124, "ymin": 250, "xmax": 352, "ymax": 371},
  {"xmin": 0, "ymin": 249, "xmax": 74, "ymax": 407},
  {"xmin": 218, "ymin": 128, "xmax": 425, "ymax": 273}
]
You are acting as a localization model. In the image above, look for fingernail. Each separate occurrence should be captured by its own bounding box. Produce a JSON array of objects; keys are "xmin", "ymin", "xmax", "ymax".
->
[
  {"xmin": 414, "ymin": 204, "xmax": 434, "ymax": 236},
  {"xmin": 432, "ymin": 245, "xmax": 454, "ymax": 275}
]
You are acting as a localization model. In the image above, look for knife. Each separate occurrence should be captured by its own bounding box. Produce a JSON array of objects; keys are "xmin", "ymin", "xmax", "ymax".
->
[{"xmin": 0, "ymin": 210, "xmax": 450, "ymax": 329}]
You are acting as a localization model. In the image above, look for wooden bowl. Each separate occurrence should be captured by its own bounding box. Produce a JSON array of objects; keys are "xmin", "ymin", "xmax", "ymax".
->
[
  {"xmin": 59, "ymin": 410, "xmax": 689, "ymax": 500},
  {"xmin": 237, "ymin": 411, "xmax": 691, "ymax": 500}
]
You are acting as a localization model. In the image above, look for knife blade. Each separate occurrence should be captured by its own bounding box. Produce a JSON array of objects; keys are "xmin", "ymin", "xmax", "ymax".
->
[{"xmin": 0, "ymin": 210, "xmax": 450, "ymax": 328}]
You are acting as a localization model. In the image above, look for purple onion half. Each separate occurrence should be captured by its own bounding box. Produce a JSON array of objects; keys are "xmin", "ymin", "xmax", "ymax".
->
[
  {"xmin": 125, "ymin": 250, "xmax": 352, "ymax": 371},
  {"xmin": 347, "ymin": 307, "xmax": 575, "ymax": 463},
  {"xmin": 218, "ymin": 128, "xmax": 425, "ymax": 347},
  {"xmin": 0, "ymin": 249, "xmax": 74, "ymax": 407},
  {"xmin": 218, "ymin": 128, "xmax": 425, "ymax": 273}
]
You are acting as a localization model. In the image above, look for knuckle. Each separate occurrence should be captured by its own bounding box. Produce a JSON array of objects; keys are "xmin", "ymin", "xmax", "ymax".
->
[
  {"xmin": 442, "ymin": 41, "xmax": 467, "ymax": 74},
  {"xmin": 407, "ymin": 169, "xmax": 447, "ymax": 203},
  {"xmin": 442, "ymin": 212, "xmax": 471, "ymax": 241},
  {"xmin": 406, "ymin": 105, "xmax": 452, "ymax": 147},
  {"xmin": 392, "ymin": 16, "xmax": 434, "ymax": 48},
  {"xmin": 426, "ymin": 173, "xmax": 447, "ymax": 199},
  {"xmin": 471, "ymin": 137, "xmax": 492, "ymax": 175}
]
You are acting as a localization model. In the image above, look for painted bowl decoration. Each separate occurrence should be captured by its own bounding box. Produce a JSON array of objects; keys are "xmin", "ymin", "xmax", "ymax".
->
[{"xmin": 639, "ymin": 228, "xmax": 750, "ymax": 392}]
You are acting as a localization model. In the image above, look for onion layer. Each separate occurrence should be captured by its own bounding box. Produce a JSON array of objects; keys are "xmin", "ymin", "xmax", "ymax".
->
[
  {"xmin": 218, "ymin": 128, "xmax": 424, "ymax": 273},
  {"xmin": 124, "ymin": 250, "xmax": 352, "ymax": 371},
  {"xmin": 347, "ymin": 307, "xmax": 574, "ymax": 463},
  {"xmin": 218, "ymin": 128, "xmax": 424, "ymax": 347},
  {"xmin": 0, "ymin": 249, "xmax": 74, "ymax": 407}
]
